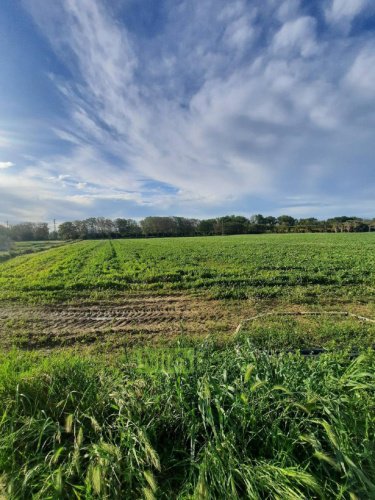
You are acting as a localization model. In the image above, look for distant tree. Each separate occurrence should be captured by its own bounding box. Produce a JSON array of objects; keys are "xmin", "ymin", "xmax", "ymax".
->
[
  {"xmin": 0, "ymin": 224, "xmax": 8, "ymax": 238},
  {"xmin": 140, "ymin": 217, "xmax": 178, "ymax": 237},
  {"xmin": 351, "ymin": 221, "xmax": 369, "ymax": 232},
  {"xmin": 197, "ymin": 219, "xmax": 217, "ymax": 235},
  {"xmin": 277, "ymin": 215, "xmax": 296, "ymax": 226},
  {"xmin": 172, "ymin": 217, "xmax": 199, "ymax": 236},
  {"xmin": 9, "ymin": 223, "xmax": 34, "ymax": 241},
  {"xmin": 33, "ymin": 223, "xmax": 50, "ymax": 240},
  {"xmin": 115, "ymin": 218, "xmax": 142, "ymax": 237},
  {"xmin": 219, "ymin": 215, "xmax": 249, "ymax": 235},
  {"xmin": 248, "ymin": 214, "xmax": 270, "ymax": 233},
  {"xmin": 0, "ymin": 225, "xmax": 12, "ymax": 251},
  {"xmin": 48, "ymin": 213, "xmax": 375, "ymax": 240},
  {"xmin": 298, "ymin": 217, "xmax": 319, "ymax": 225},
  {"xmin": 247, "ymin": 223, "xmax": 266, "ymax": 234},
  {"xmin": 277, "ymin": 215, "xmax": 296, "ymax": 232},
  {"xmin": 326, "ymin": 216, "xmax": 358, "ymax": 233},
  {"xmin": 9, "ymin": 222, "xmax": 49, "ymax": 241},
  {"xmin": 263, "ymin": 216, "xmax": 277, "ymax": 227},
  {"xmin": 73, "ymin": 220, "xmax": 89, "ymax": 239},
  {"xmin": 58, "ymin": 222, "xmax": 79, "ymax": 240},
  {"xmin": 296, "ymin": 218, "xmax": 321, "ymax": 232},
  {"xmin": 343, "ymin": 218, "xmax": 366, "ymax": 232},
  {"xmin": 249, "ymin": 214, "xmax": 265, "ymax": 225},
  {"xmin": 85, "ymin": 218, "xmax": 98, "ymax": 238},
  {"xmin": 89, "ymin": 217, "xmax": 113, "ymax": 238}
]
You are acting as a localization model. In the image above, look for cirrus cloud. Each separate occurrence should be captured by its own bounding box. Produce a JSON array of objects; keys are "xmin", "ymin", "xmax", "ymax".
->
[{"xmin": 0, "ymin": 0, "xmax": 374, "ymax": 222}]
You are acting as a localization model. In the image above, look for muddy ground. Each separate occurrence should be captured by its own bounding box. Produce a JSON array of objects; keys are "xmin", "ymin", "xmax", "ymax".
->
[
  {"xmin": 1, "ymin": 293, "xmax": 374, "ymax": 352},
  {"xmin": 0, "ymin": 294, "xmax": 254, "ymax": 350}
]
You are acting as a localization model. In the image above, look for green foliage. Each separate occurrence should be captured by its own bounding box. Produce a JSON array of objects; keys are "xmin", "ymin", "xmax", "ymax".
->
[
  {"xmin": 0, "ymin": 345, "xmax": 373, "ymax": 498},
  {"xmin": 0, "ymin": 240, "xmax": 65, "ymax": 263},
  {"xmin": 0, "ymin": 233, "xmax": 374, "ymax": 304},
  {"xmin": 0, "ymin": 233, "xmax": 374, "ymax": 496},
  {"xmin": 239, "ymin": 315, "xmax": 375, "ymax": 351},
  {"xmin": 9, "ymin": 222, "xmax": 50, "ymax": 242}
]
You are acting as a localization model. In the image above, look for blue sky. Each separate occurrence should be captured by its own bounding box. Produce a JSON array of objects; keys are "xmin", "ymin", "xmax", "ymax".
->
[{"xmin": 0, "ymin": 0, "xmax": 374, "ymax": 223}]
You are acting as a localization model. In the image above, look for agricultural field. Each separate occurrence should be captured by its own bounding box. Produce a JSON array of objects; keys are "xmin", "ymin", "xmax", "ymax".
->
[
  {"xmin": 0, "ymin": 233, "xmax": 374, "ymax": 350},
  {"xmin": 0, "ymin": 233, "xmax": 374, "ymax": 498},
  {"xmin": 0, "ymin": 240, "xmax": 66, "ymax": 263},
  {"xmin": 1, "ymin": 233, "xmax": 374, "ymax": 303}
]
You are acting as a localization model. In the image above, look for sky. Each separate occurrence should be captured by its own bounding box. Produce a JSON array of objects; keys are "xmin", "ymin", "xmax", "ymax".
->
[{"xmin": 0, "ymin": 0, "xmax": 374, "ymax": 224}]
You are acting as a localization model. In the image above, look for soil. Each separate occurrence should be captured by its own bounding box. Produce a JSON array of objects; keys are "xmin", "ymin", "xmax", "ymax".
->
[
  {"xmin": 0, "ymin": 294, "xmax": 250, "ymax": 350},
  {"xmin": 1, "ymin": 294, "xmax": 373, "ymax": 351}
]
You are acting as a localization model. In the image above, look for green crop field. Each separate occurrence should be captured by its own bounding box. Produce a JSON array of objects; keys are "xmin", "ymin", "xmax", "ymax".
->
[
  {"xmin": 0, "ymin": 240, "xmax": 66, "ymax": 263},
  {"xmin": 0, "ymin": 234, "xmax": 374, "ymax": 498},
  {"xmin": 1, "ymin": 233, "xmax": 375, "ymax": 303},
  {"xmin": 0, "ymin": 233, "xmax": 374, "ymax": 350}
]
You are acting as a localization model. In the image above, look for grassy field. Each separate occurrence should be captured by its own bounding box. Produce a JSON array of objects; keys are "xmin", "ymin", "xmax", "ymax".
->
[
  {"xmin": 0, "ymin": 234, "xmax": 374, "ymax": 498},
  {"xmin": 0, "ymin": 233, "xmax": 374, "ymax": 350},
  {"xmin": 0, "ymin": 345, "xmax": 374, "ymax": 498},
  {"xmin": 0, "ymin": 233, "xmax": 374, "ymax": 303},
  {"xmin": 0, "ymin": 240, "xmax": 66, "ymax": 263}
]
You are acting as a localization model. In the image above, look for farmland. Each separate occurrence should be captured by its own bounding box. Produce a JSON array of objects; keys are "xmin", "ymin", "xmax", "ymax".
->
[
  {"xmin": 0, "ymin": 233, "xmax": 374, "ymax": 349},
  {"xmin": 0, "ymin": 233, "xmax": 374, "ymax": 498},
  {"xmin": 0, "ymin": 240, "xmax": 66, "ymax": 263},
  {"xmin": 0, "ymin": 234, "xmax": 374, "ymax": 304}
]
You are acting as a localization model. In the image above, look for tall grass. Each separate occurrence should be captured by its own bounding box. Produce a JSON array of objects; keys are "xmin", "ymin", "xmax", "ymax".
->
[{"xmin": 0, "ymin": 342, "xmax": 374, "ymax": 498}]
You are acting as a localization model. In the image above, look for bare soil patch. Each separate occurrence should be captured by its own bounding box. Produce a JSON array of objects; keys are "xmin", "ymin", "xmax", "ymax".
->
[
  {"xmin": 0, "ymin": 294, "xmax": 247, "ymax": 350},
  {"xmin": 2, "ymin": 293, "xmax": 373, "ymax": 351}
]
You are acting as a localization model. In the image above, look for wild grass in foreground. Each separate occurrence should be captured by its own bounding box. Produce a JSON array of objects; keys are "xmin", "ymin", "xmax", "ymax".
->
[
  {"xmin": 238, "ymin": 315, "xmax": 375, "ymax": 351},
  {"xmin": 0, "ymin": 341, "xmax": 374, "ymax": 499}
]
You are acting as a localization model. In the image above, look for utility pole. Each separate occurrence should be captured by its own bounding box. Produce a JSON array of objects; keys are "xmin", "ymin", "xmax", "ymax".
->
[{"xmin": 52, "ymin": 219, "xmax": 57, "ymax": 240}]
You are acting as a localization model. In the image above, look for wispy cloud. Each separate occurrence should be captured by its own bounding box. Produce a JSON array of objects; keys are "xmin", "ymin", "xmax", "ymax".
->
[
  {"xmin": 2, "ymin": 0, "xmax": 374, "ymax": 220},
  {"xmin": 325, "ymin": 0, "xmax": 370, "ymax": 29}
]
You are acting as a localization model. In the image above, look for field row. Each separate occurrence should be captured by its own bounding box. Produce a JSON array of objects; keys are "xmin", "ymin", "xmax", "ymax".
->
[
  {"xmin": 0, "ymin": 295, "xmax": 235, "ymax": 350},
  {"xmin": 0, "ymin": 234, "xmax": 374, "ymax": 305},
  {"xmin": 1, "ymin": 298, "xmax": 374, "ymax": 353},
  {"xmin": 0, "ymin": 240, "xmax": 66, "ymax": 262}
]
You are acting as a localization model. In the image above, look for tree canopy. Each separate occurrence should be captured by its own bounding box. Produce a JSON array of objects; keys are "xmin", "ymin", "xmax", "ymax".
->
[{"xmin": 1, "ymin": 215, "xmax": 374, "ymax": 242}]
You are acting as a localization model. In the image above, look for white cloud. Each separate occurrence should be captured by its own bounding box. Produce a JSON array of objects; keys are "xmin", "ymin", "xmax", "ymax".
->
[
  {"xmin": 344, "ymin": 43, "xmax": 375, "ymax": 98},
  {"xmin": 326, "ymin": 0, "xmax": 369, "ymax": 25},
  {"xmin": 273, "ymin": 16, "xmax": 318, "ymax": 57},
  {"xmin": 0, "ymin": 161, "xmax": 14, "ymax": 169},
  {"xmin": 6, "ymin": 0, "xmax": 373, "ymax": 220},
  {"xmin": 277, "ymin": 0, "xmax": 301, "ymax": 22},
  {"xmin": 223, "ymin": 9, "xmax": 257, "ymax": 50}
]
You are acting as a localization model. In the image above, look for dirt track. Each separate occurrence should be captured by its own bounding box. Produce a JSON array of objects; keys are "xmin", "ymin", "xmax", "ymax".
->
[{"xmin": 0, "ymin": 295, "xmax": 245, "ymax": 349}]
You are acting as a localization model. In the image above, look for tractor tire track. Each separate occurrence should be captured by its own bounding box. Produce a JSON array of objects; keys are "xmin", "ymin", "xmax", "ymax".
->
[{"xmin": 0, "ymin": 294, "xmax": 236, "ymax": 349}]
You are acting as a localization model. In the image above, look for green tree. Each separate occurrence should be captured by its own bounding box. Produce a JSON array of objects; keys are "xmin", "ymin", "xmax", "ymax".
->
[{"xmin": 58, "ymin": 222, "xmax": 79, "ymax": 240}]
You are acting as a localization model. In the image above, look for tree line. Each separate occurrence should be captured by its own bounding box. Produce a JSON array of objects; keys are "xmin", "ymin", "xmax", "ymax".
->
[
  {"xmin": 0, "ymin": 222, "xmax": 49, "ymax": 247},
  {"xmin": 2, "ymin": 215, "xmax": 375, "ymax": 243}
]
